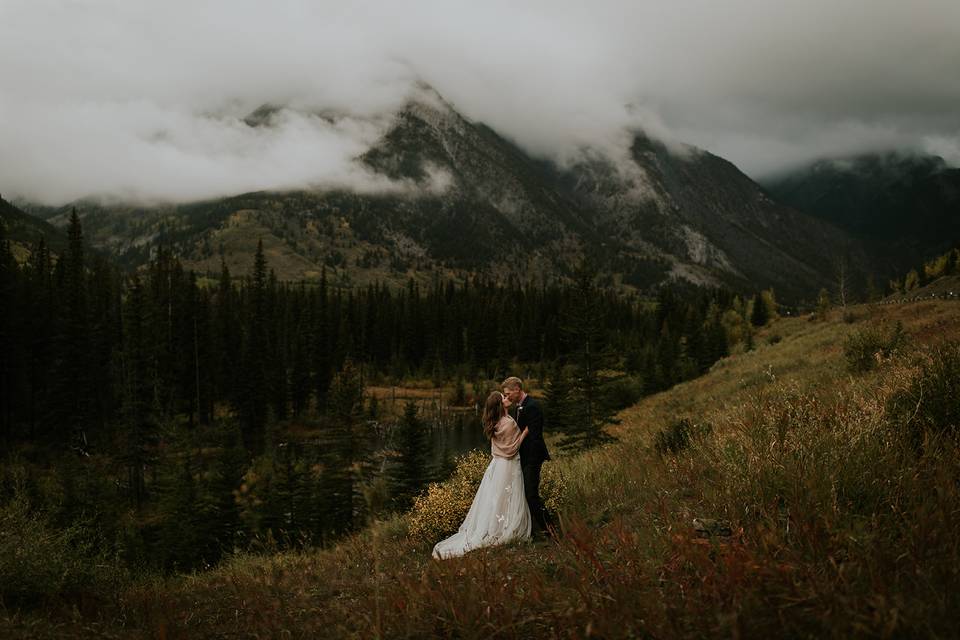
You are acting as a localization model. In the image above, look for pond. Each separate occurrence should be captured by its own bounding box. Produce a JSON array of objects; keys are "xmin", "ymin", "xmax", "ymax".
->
[
  {"xmin": 362, "ymin": 410, "xmax": 490, "ymax": 481},
  {"xmin": 424, "ymin": 412, "xmax": 490, "ymax": 474}
]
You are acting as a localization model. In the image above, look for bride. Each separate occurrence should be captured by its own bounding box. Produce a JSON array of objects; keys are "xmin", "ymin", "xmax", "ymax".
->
[{"xmin": 432, "ymin": 391, "xmax": 532, "ymax": 559}]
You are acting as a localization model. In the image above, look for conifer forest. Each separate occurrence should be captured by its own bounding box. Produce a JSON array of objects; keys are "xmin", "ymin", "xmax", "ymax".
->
[{"xmin": 0, "ymin": 212, "xmax": 737, "ymax": 573}]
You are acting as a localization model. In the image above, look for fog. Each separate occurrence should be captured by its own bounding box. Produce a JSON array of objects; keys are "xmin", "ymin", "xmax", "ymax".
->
[{"xmin": 1, "ymin": 0, "xmax": 958, "ymax": 204}]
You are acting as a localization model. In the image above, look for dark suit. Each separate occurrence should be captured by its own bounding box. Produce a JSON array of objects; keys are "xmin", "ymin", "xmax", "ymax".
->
[{"xmin": 516, "ymin": 394, "xmax": 552, "ymax": 533}]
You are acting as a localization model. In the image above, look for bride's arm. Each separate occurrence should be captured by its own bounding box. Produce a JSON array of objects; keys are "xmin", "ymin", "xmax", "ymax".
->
[{"xmin": 517, "ymin": 426, "xmax": 530, "ymax": 445}]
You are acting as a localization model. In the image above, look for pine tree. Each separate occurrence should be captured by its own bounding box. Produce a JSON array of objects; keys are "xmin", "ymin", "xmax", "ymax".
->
[
  {"xmin": 916, "ymin": 260, "xmax": 930, "ymax": 287},
  {"xmin": 653, "ymin": 322, "xmax": 678, "ymax": 391},
  {"xmin": 267, "ymin": 269, "xmax": 288, "ymax": 422},
  {"xmin": 290, "ymin": 285, "xmax": 312, "ymax": 417},
  {"xmin": 25, "ymin": 236, "xmax": 55, "ymax": 438},
  {"xmin": 56, "ymin": 209, "xmax": 93, "ymax": 447},
  {"xmin": 556, "ymin": 263, "xmax": 619, "ymax": 451},
  {"xmin": 206, "ymin": 427, "xmax": 247, "ymax": 556},
  {"xmin": 452, "ymin": 377, "xmax": 467, "ymax": 407},
  {"xmin": 241, "ymin": 239, "xmax": 270, "ymax": 454},
  {"xmin": 158, "ymin": 460, "xmax": 201, "ymax": 571},
  {"xmin": 119, "ymin": 276, "xmax": 156, "ymax": 510},
  {"xmin": 388, "ymin": 400, "xmax": 428, "ymax": 510},
  {"xmin": 266, "ymin": 444, "xmax": 304, "ymax": 545},
  {"xmin": 816, "ymin": 288, "xmax": 832, "ymax": 321},
  {"xmin": 761, "ymin": 289, "xmax": 778, "ymax": 321},
  {"xmin": 750, "ymin": 292, "xmax": 769, "ymax": 327},
  {"xmin": 543, "ymin": 363, "xmax": 579, "ymax": 449},
  {"xmin": 946, "ymin": 249, "xmax": 959, "ymax": 275},
  {"xmin": 701, "ymin": 308, "xmax": 729, "ymax": 371},
  {"xmin": 0, "ymin": 222, "xmax": 16, "ymax": 444},
  {"xmin": 313, "ymin": 268, "xmax": 333, "ymax": 410},
  {"xmin": 323, "ymin": 358, "xmax": 364, "ymax": 534},
  {"xmin": 215, "ymin": 259, "xmax": 241, "ymax": 415}
]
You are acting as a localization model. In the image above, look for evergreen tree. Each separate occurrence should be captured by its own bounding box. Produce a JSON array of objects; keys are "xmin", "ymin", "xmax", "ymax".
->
[
  {"xmin": 543, "ymin": 363, "xmax": 579, "ymax": 448},
  {"xmin": 205, "ymin": 427, "xmax": 247, "ymax": 557},
  {"xmin": 55, "ymin": 209, "xmax": 94, "ymax": 447},
  {"xmin": 701, "ymin": 309, "xmax": 729, "ymax": 371},
  {"xmin": 652, "ymin": 322, "xmax": 678, "ymax": 391},
  {"xmin": 750, "ymin": 292, "xmax": 769, "ymax": 327},
  {"xmin": 0, "ymin": 222, "xmax": 16, "ymax": 445},
  {"xmin": 556, "ymin": 263, "xmax": 619, "ymax": 451},
  {"xmin": 215, "ymin": 259, "xmax": 241, "ymax": 415},
  {"xmin": 452, "ymin": 377, "xmax": 467, "ymax": 407},
  {"xmin": 240, "ymin": 239, "xmax": 270, "ymax": 454},
  {"xmin": 313, "ymin": 268, "xmax": 333, "ymax": 410},
  {"xmin": 865, "ymin": 275, "xmax": 880, "ymax": 302},
  {"xmin": 157, "ymin": 460, "xmax": 201, "ymax": 571},
  {"xmin": 946, "ymin": 249, "xmax": 959, "ymax": 275},
  {"xmin": 388, "ymin": 400, "xmax": 428, "ymax": 510},
  {"xmin": 323, "ymin": 359, "xmax": 364, "ymax": 534},
  {"xmin": 119, "ymin": 277, "xmax": 156, "ymax": 510},
  {"xmin": 761, "ymin": 289, "xmax": 778, "ymax": 322},
  {"xmin": 816, "ymin": 288, "xmax": 832, "ymax": 321},
  {"xmin": 24, "ymin": 236, "xmax": 55, "ymax": 439},
  {"xmin": 267, "ymin": 270, "xmax": 288, "ymax": 422},
  {"xmin": 916, "ymin": 260, "xmax": 930, "ymax": 287},
  {"xmin": 290, "ymin": 284, "xmax": 312, "ymax": 417}
]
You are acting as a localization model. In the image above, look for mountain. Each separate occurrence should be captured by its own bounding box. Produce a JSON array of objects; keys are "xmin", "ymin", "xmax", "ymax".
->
[
  {"xmin": 0, "ymin": 195, "xmax": 67, "ymax": 261},
  {"xmin": 558, "ymin": 133, "xmax": 865, "ymax": 301},
  {"xmin": 18, "ymin": 87, "xmax": 865, "ymax": 303},
  {"xmin": 762, "ymin": 152, "xmax": 960, "ymax": 274}
]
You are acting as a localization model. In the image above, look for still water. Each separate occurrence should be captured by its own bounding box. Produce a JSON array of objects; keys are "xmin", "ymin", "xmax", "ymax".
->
[
  {"xmin": 370, "ymin": 411, "xmax": 489, "ymax": 477},
  {"xmin": 424, "ymin": 412, "xmax": 489, "ymax": 475}
]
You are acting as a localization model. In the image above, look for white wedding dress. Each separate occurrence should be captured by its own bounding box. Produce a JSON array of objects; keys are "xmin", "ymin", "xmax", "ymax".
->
[{"xmin": 432, "ymin": 415, "xmax": 532, "ymax": 559}]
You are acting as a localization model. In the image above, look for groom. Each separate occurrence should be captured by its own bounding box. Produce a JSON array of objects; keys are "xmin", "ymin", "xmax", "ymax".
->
[{"xmin": 502, "ymin": 376, "xmax": 553, "ymax": 537}]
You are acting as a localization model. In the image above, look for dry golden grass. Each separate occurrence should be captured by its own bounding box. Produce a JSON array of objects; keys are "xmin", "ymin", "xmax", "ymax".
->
[{"xmin": 6, "ymin": 300, "xmax": 960, "ymax": 639}]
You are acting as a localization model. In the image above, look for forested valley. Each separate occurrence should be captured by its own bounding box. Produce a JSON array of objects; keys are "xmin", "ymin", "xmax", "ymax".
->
[{"xmin": 0, "ymin": 210, "xmax": 743, "ymax": 576}]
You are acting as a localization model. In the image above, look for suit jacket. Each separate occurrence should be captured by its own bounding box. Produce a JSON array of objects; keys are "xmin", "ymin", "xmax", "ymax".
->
[{"xmin": 516, "ymin": 394, "xmax": 550, "ymax": 464}]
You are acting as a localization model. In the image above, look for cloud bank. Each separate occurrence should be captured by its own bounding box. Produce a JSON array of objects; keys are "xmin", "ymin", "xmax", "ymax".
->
[{"xmin": 1, "ymin": 0, "xmax": 958, "ymax": 205}]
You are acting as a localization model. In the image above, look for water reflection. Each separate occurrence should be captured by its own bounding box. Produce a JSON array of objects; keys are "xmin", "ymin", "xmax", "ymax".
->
[
  {"xmin": 425, "ymin": 412, "xmax": 488, "ymax": 477},
  {"xmin": 363, "ymin": 410, "xmax": 489, "ymax": 481}
]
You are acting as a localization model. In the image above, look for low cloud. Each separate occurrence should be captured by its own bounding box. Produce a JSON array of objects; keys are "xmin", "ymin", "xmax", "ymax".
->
[{"xmin": 1, "ymin": 0, "xmax": 958, "ymax": 205}]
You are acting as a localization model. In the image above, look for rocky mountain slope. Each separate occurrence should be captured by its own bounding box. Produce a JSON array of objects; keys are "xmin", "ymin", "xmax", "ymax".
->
[{"xmin": 17, "ymin": 87, "xmax": 868, "ymax": 303}]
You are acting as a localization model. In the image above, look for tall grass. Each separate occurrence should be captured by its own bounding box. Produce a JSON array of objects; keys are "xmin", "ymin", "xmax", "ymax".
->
[{"xmin": 6, "ymin": 302, "xmax": 960, "ymax": 638}]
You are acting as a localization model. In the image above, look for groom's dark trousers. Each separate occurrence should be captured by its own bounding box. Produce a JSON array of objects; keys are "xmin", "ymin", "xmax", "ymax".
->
[{"xmin": 516, "ymin": 395, "xmax": 552, "ymax": 533}]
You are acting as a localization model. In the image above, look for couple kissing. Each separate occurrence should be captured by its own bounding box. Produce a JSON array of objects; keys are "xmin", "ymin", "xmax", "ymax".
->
[{"xmin": 432, "ymin": 376, "xmax": 554, "ymax": 560}]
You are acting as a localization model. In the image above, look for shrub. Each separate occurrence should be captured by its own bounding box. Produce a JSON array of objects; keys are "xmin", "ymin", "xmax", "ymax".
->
[
  {"xmin": 408, "ymin": 450, "xmax": 568, "ymax": 543},
  {"xmin": 605, "ymin": 375, "xmax": 645, "ymax": 411},
  {"xmin": 888, "ymin": 341, "xmax": 960, "ymax": 449},
  {"xmin": 843, "ymin": 322, "xmax": 906, "ymax": 373},
  {"xmin": 0, "ymin": 498, "xmax": 123, "ymax": 607},
  {"xmin": 654, "ymin": 418, "xmax": 712, "ymax": 456}
]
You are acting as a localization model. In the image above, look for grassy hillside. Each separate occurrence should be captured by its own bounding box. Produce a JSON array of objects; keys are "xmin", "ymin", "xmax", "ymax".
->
[{"xmin": 5, "ymin": 299, "xmax": 960, "ymax": 638}]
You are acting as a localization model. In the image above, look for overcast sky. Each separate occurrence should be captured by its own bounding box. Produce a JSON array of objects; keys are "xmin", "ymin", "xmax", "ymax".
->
[{"xmin": 2, "ymin": 0, "xmax": 958, "ymax": 205}]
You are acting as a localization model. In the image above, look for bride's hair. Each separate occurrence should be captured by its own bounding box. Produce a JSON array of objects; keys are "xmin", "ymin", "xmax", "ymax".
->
[{"xmin": 482, "ymin": 391, "xmax": 505, "ymax": 440}]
